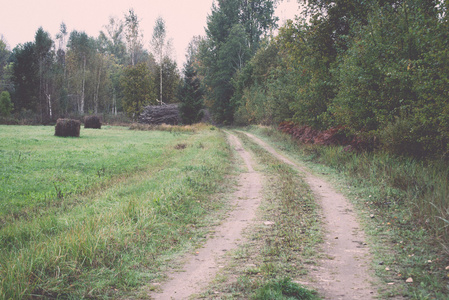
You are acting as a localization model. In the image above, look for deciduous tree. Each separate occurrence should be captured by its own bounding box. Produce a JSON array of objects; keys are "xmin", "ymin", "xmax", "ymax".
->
[
  {"xmin": 67, "ymin": 30, "xmax": 94, "ymax": 114},
  {"xmin": 120, "ymin": 63, "xmax": 155, "ymax": 119},
  {"xmin": 151, "ymin": 16, "xmax": 174, "ymax": 104},
  {"xmin": 0, "ymin": 91, "xmax": 13, "ymax": 117},
  {"xmin": 199, "ymin": 0, "xmax": 277, "ymax": 123},
  {"xmin": 34, "ymin": 27, "xmax": 54, "ymax": 120},
  {"xmin": 124, "ymin": 8, "xmax": 143, "ymax": 66}
]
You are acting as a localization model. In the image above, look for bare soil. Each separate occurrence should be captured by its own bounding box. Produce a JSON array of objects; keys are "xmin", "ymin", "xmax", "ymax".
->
[
  {"xmin": 150, "ymin": 131, "xmax": 377, "ymax": 299},
  {"xmin": 150, "ymin": 133, "xmax": 263, "ymax": 299},
  {"xmin": 244, "ymin": 132, "xmax": 377, "ymax": 299}
]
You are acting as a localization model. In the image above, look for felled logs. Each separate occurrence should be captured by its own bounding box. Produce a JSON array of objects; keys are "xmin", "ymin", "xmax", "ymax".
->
[{"xmin": 139, "ymin": 104, "xmax": 180, "ymax": 125}]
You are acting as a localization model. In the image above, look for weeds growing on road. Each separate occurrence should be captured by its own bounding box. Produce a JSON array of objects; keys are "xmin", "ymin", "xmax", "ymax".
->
[
  {"xmin": 246, "ymin": 125, "xmax": 449, "ymax": 299},
  {"xmin": 201, "ymin": 131, "xmax": 320, "ymax": 299},
  {"xmin": 0, "ymin": 125, "xmax": 232, "ymax": 299}
]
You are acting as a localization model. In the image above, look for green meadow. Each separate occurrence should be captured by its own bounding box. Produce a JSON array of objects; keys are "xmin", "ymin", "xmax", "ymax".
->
[{"xmin": 0, "ymin": 125, "xmax": 232, "ymax": 299}]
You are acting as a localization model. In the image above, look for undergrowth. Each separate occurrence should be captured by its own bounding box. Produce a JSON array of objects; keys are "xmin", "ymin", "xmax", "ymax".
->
[{"xmin": 247, "ymin": 125, "xmax": 449, "ymax": 299}]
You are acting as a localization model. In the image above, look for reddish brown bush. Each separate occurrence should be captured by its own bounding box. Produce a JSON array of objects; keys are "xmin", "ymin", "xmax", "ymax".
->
[
  {"xmin": 55, "ymin": 118, "xmax": 81, "ymax": 137},
  {"xmin": 279, "ymin": 122, "xmax": 358, "ymax": 148},
  {"xmin": 84, "ymin": 115, "xmax": 102, "ymax": 129}
]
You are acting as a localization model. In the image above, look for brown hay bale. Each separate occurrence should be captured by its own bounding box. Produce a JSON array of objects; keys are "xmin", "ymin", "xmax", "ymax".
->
[
  {"xmin": 84, "ymin": 115, "xmax": 102, "ymax": 129},
  {"xmin": 55, "ymin": 118, "xmax": 81, "ymax": 137}
]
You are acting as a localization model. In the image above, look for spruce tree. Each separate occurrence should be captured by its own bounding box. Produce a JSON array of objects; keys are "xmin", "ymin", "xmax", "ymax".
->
[{"xmin": 178, "ymin": 59, "xmax": 203, "ymax": 125}]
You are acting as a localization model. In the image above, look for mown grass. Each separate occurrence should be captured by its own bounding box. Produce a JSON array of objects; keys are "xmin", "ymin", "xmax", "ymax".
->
[
  {"xmin": 246, "ymin": 125, "xmax": 449, "ymax": 299},
  {"xmin": 200, "ymin": 131, "xmax": 320, "ymax": 299},
  {"xmin": 0, "ymin": 124, "xmax": 233, "ymax": 299}
]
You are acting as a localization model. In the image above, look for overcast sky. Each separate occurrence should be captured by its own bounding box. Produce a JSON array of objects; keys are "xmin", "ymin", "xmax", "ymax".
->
[{"xmin": 0, "ymin": 0, "xmax": 301, "ymax": 66}]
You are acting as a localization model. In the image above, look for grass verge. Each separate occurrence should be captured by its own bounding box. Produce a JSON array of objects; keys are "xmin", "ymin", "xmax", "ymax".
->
[
  {"xmin": 245, "ymin": 125, "xmax": 449, "ymax": 299},
  {"xmin": 0, "ymin": 125, "xmax": 233, "ymax": 299},
  {"xmin": 199, "ymin": 130, "xmax": 321, "ymax": 299}
]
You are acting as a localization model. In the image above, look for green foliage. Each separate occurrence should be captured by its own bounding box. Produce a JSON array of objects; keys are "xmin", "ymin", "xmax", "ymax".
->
[
  {"xmin": 98, "ymin": 16, "xmax": 128, "ymax": 65},
  {"xmin": 179, "ymin": 59, "xmax": 204, "ymax": 124},
  {"xmin": 124, "ymin": 8, "xmax": 144, "ymax": 66},
  {"xmin": 12, "ymin": 42, "xmax": 39, "ymax": 112},
  {"xmin": 154, "ymin": 57, "xmax": 180, "ymax": 103},
  {"xmin": 0, "ymin": 38, "xmax": 10, "ymax": 85},
  {"xmin": 5, "ymin": 15, "xmax": 160, "ymax": 122},
  {"xmin": 232, "ymin": 0, "xmax": 449, "ymax": 157},
  {"xmin": 0, "ymin": 91, "xmax": 13, "ymax": 116},
  {"xmin": 199, "ymin": 0, "xmax": 278, "ymax": 124},
  {"xmin": 120, "ymin": 63, "xmax": 156, "ymax": 118}
]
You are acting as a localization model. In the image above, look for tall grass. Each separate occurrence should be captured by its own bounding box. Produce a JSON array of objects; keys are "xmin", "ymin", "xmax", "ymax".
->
[
  {"xmin": 247, "ymin": 125, "xmax": 449, "ymax": 298},
  {"xmin": 249, "ymin": 125, "xmax": 449, "ymax": 246},
  {"xmin": 0, "ymin": 125, "xmax": 232, "ymax": 298}
]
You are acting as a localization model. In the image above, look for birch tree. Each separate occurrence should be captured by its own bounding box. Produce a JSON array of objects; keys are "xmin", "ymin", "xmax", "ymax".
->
[
  {"xmin": 34, "ymin": 27, "xmax": 54, "ymax": 120},
  {"xmin": 67, "ymin": 30, "xmax": 93, "ymax": 114},
  {"xmin": 151, "ymin": 16, "xmax": 173, "ymax": 105},
  {"xmin": 124, "ymin": 9, "xmax": 143, "ymax": 66}
]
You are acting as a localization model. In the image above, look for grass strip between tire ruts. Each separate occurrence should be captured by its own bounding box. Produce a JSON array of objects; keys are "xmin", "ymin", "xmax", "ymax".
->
[{"xmin": 199, "ymin": 131, "xmax": 321, "ymax": 299}]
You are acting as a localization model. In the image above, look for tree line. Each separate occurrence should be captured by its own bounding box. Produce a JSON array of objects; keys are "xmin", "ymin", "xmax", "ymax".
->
[
  {"xmin": 0, "ymin": 9, "xmax": 182, "ymax": 122},
  {"xmin": 196, "ymin": 0, "xmax": 449, "ymax": 158},
  {"xmin": 2, "ymin": 0, "xmax": 448, "ymax": 157}
]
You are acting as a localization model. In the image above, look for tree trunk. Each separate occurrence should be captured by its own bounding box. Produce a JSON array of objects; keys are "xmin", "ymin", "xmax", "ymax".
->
[
  {"xmin": 80, "ymin": 56, "xmax": 86, "ymax": 114},
  {"xmin": 94, "ymin": 60, "xmax": 102, "ymax": 114},
  {"xmin": 47, "ymin": 93, "xmax": 52, "ymax": 118},
  {"xmin": 160, "ymin": 56, "xmax": 163, "ymax": 104},
  {"xmin": 112, "ymin": 89, "xmax": 117, "ymax": 115}
]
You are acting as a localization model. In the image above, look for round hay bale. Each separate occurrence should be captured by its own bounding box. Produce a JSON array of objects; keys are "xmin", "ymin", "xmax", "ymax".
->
[
  {"xmin": 55, "ymin": 118, "xmax": 81, "ymax": 137},
  {"xmin": 84, "ymin": 115, "xmax": 102, "ymax": 129}
]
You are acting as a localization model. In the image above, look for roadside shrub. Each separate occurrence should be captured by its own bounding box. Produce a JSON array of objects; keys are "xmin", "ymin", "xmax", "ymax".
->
[
  {"xmin": 84, "ymin": 115, "xmax": 102, "ymax": 129},
  {"xmin": 55, "ymin": 118, "xmax": 81, "ymax": 137},
  {"xmin": 279, "ymin": 122, "xmax": 354, "ymax": 147}
]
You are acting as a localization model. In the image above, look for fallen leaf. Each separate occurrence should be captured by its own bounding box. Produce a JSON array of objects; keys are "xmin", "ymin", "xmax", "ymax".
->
[
  {"xmin": 385, "ymin": 267, "xmax": 390, "ymax": 271},
  {"xmin": 406, "ymin": 277, "xmax": 413, "ymax": 283},
  {"xmin": 445, "ymin": 266, "xmax": 449, "ymax": 270},
  {"xmin": 387, "ymin": 282, "xmax": 394, "ymax": 285}
]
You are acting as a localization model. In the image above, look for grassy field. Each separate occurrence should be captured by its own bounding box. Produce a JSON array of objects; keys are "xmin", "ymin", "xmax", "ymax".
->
[{"xmin": 0, "ymin": 124, "xmax": 233, "ymax": 299}]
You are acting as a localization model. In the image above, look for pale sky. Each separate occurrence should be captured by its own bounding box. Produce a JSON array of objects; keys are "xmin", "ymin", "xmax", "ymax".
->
[{"xmin": 0, "ymin": 0, "xmax": 301, "ymax": 66}]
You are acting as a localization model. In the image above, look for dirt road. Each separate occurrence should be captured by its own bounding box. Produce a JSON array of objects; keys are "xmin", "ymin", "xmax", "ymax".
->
[
  {"xmin": 150, "ymin": 131, "xmax": 376, "ymax": 299},
  {"xmin": 243, "ymin": 132, "xmax": 376, "ymax": 299},
  {"xmin": 150, "ymin": 133, "xmax": 263, "ymax": 299}
]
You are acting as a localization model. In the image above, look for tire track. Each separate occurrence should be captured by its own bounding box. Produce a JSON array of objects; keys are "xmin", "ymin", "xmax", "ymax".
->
[
  {"xmin": 150, "ymin": 132, "xmax": 263, "ymax": 299},
  {"xmin": 243, "ymin": 132, "xmax": 377, "ymax": 300}
]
